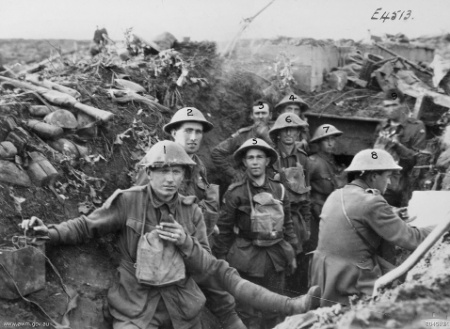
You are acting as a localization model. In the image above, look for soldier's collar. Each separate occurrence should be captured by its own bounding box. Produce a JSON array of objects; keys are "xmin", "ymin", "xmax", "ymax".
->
[
  {"xmin": 148, "ymin": 186, "xmax": 178, "ymax": 211},
  {"xmin": 246, "ymin": 175, "xmax": 269, "ymax": 188}
]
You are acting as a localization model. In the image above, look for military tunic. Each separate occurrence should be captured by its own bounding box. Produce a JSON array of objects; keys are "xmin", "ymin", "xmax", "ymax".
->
[
  {"xmin": 310, "ymin": 179, "xmax": 433, "ymax": 307},
  {"xmin": 48, "ymin": 185, "xmax": 210, "ymax": 329}
]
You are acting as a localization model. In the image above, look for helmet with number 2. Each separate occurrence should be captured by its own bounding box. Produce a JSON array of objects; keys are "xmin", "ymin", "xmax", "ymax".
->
[
  {"xmin": 233, "ymin": 138, "xmax": 279, "ymax": 166},
  {"xmin": 310, "ymin": 124, "xmax": 343, "ymax": 143},
  {"xmin": 163, "ymin": 107, "xmax": 214, "ymax": 133},
  {"xmin": 269, "ymin": 113, "xmax": 308, "ymax": 141},
  {"xmin": 345, "ymin": 149, "xmax": 402, "ymax": 172}
]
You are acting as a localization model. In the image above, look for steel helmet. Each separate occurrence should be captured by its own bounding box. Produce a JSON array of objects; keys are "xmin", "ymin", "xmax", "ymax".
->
[
  {"xmin": 274, "ymin": 93, "xmax": 309, "ymax": 113},
  {"xmin": 269, "ymin": 113, "xmax": 308, "ymax": 141},
  {"xmin": 233, "ymin": 138, "xmax": 279, "ymax": 166},
  {"xmin": 345, "ymin": 149, "xmax": 402, "ymax": 172},
  {"xmin": 44, "ymin": 109, "xmax": 78, "ymax": 129},
  {"xmin": 139, "ymin": 140, "xmax": 196, "ymax": 168},
  {"xmin": 163, "ymin": 107, "xmax": 214, "ymax": 134},
  {"xmin": 310, "ymin": 124, "xmax": 343, "ymax": 143}
]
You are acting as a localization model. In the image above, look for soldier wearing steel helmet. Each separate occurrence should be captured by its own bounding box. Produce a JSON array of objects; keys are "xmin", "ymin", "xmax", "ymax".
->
[
  {"xmin": 307, "ymin": 124, "xmax": 347, "ymax": 251},
  {"xmin": 268, "ymin": 113, "xmax": 312, "ymax": 294},
  {"xmin": 213, "ymin": 138, "xmax": 316, "ymax": 329},
  {"xmin": 310, "ymin": 149, "xmax": 434, "ymax": 307},
  {"xmin": 274, "ymin": 93, "xmax": 311, "ymax": 151}
]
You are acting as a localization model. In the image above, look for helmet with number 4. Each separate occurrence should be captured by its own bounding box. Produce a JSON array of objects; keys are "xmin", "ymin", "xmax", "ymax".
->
[
  {"xmin": 310, "ymin": 124, "xmax": 343, "ymax": 143},
  {"xmin": 233, "ymin": 138, "xmax": 279, "ymax": 166},
  {"xmin": 275, "ymin": 93, "xmax": 309, "ymax": 113},
  {"xmin": 163, "ymin": 107, "xmax": 214, "ymax": 134},
  {"xmin": 345, "ymin": 149, "xmax": 402, "ymax": 172},
  {"xmin": 269, "ymin": 113, "xmax": 308, "ymax": 141},
  {"xmin": 140, "ymin": 140, "xmax": 196, "ymax": 168}
]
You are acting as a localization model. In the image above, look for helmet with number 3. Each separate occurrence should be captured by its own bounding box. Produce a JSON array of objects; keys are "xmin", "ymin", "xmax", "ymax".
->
[
  {"xmin": 233, "ymin": 138, "xmax": 279, "ymax": 166},
  {"xmin": 163, "ymin": 107, "xmax": 214, "ymax": 133},
  {"xmin": 310, "ymin": 124, "xmax": 343, "ymax": 143},
  {"xmin": 269, "ymin": 113, "xmax": 308, "ymax": 141},
  {"xmin": 345, "ymin": 149, "xmax": 402, "ymax": 172}
]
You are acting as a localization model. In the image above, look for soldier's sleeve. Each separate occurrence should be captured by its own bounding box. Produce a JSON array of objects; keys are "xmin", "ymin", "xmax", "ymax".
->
[
  {"xmin": 365, "ymin": 196, "xmax": 434, "ymax": 251},
  {"xmin": 212, "ymin": 190, "xmax": 238, "ymax": 258},
  {"xmin": 282, "ymin": 186, "xmax": 298, "ymax": 249},
  {"xmin": 48, "ymin": 190, "xmax": 128, "ymax": 245},
  {"xmin": 394, "ymin": 122, "xmax": 427, "ymax": 159},
  {"xmin": 211, "ymin": 136, "xmax": 240, "ymax": 180}
]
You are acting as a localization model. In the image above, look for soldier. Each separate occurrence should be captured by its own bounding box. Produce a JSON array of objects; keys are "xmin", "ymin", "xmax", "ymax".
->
[
  {"xmin": 374, "ymin": 88, "xmax": 427, "ymax": 207},
  {"xmin": 136, "ymin": 108, "xmax": 244, "ymax": 328},
  {"xmin": 268, "ymin": 113, "xmax": 312, "ymax": 294},
  {"xmin": 274, "ymin": 93, "xmax": 310, "ymax": 151},
  {"xmin": 310, "ymin": 149, "xmax": 434, "ymax": 307},
  {"xmin": 307, "ymin": 124, "xmax": 346, "ymax": 251},
  {"xmin": 211, "ymin": 99, "xmax": 273, "ymax": 186},
  {"xmin": 213, "ymin": 138, "xmax": 299, "ymax": 329}
]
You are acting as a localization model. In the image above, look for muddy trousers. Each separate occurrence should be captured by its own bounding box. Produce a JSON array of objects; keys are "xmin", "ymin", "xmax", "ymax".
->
[{"xmin": 236, "ymin": 255, "xmax": 286, "ymax": 329}]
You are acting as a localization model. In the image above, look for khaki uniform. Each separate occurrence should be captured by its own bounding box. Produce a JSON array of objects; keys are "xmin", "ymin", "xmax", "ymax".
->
[
  {"xmin": 48, "ymin": 185, "xmax": 209, "ymax": 329},
  {"xmin": 310, "ymin": 179, "xmax": 433, "ymax": 307}
]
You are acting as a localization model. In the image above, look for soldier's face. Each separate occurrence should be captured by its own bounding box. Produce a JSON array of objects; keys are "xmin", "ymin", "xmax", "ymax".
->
[
  {"xmin": 318, "ymin": 136, "xmax": 336, "ymax": 154},
  {"xmin": 279, "ymin": 127, "xmax": 301, "ymax": 145},
  {"xmin": 148, "ymin": 165, "xmax": 185, "ymax": 200},
  {"xmin": 171, "ymin": 122, "xmax": 203, "ymax": 155},
  {"xmin": 383, "ymin": 100, "xmax": 404, "ymax": 123},
  {"xmin": 251, "ymin": 104, "xmax": 271, "ymax": 125},
  {"xmin": 242, "ymin": 149, "xmax": 270, "ymax": 178},
  {"xmin": 280, "ymin": 104, "xmax": 302, "ymax": 117},
  {"xmin": 372, "ymin": 171, "xmax": 392, "ymax": 194}
]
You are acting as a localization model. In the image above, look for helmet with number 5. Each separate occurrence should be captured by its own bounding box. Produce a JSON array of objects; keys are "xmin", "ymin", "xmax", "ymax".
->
[
  {"xmin": 140, "ymin": 140, "xmax": 196, "ymax": 168},
  {"xmin": 269, "ymin": 113, "xmax": 308, "ymax": 141},
  {"xmin": 310, "ymin": 124, "xmax": 343, "ymax": 143},
  {"xmin": 163, "ymin": 107, "xmax": 214, "ymax": 133},
  {"xmin": 233, "ymin": 138, "xmax": 279, "ymax": 166},
  {"xmin": 345, "ymin": 148, "xmax": 402, "ymax": 172}
]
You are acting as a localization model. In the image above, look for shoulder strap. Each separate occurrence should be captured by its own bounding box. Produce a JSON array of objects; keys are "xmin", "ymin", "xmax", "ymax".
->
[
  {"xmin": 340, "ymin": 189, "xmax": 377, "ymax": 254},
  {"xmin": 246, "ymin": 180, "xmax": 255, "ymax": 216},
  {"xmin": 141, "ymin": 188, "xmax": 150, "ymax": 236}
]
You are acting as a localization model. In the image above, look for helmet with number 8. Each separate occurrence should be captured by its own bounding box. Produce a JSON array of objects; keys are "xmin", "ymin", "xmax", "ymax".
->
[
  {"xmin": 233, "ymin": 138, "xmax": 279, "ymax": 166},
  {"xmin": 163, "ymin": 107, "xmax": 214, "ymax": 133},
  {"xmin": 275, "ymin": 93, "xmax": 309, "ymax": 113},
  {"xmin": 310, "ymin": 124, "xmax": 343, "ymax": 143},
  {"xmin": 345, "ymin": 148, "xmax": 402, "ymax": 172},
  {"xmin": 269, "ymin": 113, "xmax": 308, "ymax": 141},
  {"xmin": 140, "ymin": 140, "xmax": 196, "ymax": 168}
]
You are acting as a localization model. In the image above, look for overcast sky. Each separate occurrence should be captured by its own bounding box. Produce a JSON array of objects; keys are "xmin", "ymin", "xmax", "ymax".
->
[{"xmin": 1, "ymin": 0, "xmax": 449, "ymax": 42}]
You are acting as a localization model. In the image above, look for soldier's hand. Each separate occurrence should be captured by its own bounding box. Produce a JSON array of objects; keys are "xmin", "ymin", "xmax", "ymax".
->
[
  {"xmin": 20, "ymin": 216, "xmax": 49, "ymax": 235},
  {"xmin": 156, "ymin": 216, "xmax": 187, "ymax": 246}
]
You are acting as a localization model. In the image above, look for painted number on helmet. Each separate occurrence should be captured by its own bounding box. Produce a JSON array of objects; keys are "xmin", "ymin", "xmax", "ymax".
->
[
  {"xmin": 258, "ymin": 102, "xmax": 264, "ymax": 109},
  {"xmin": 187, "ymin": 109, "xmax": 193, "ymax": 116},
  {"xmin": 289, "ymin": 95, "xmax": 296, "ymax": 101},
  {"xmin": 391, "ymin": 93, "xmax": 398, "ymax": 100},
  {"xmin": 285, "ymin": 115, "xmax": 292, "ymax": 123},
  {"xmin": 252, "ymin": 138, "xmax": 257, "ymax": 144},
  {"xmin": 323, "ymin": 126, "xmax": 329, "ymax": 133},
  {"xmin": 371, "ymin": 151, "xmax": 378, "ymax": 159}
]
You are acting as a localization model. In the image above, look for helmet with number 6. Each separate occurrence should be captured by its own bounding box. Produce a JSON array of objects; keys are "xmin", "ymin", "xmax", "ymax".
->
[
  {"xmin": 140, "ymin": 140, "xmax": 196, "ymax": 168},
  {"xmin": 163, "ymin": 107, "xmax": 214, "ymax": 133},
  {"xmin": 269, "ymin": 113, "xmax": 308, "ymax": 141},
  {"xmin": 345, "ymin": 149, "xmax": 402, "ymax": 172},
  {"xmin": 275, "ymin": 93, "xmax": 309, "ymax": 113},
  {"xmin": 310, "ymin": 124, "xmax": 343, "ymax": 143},
  {"xmin": 233, "ymin": 138, "xmax": 279, "ymax": 166}
]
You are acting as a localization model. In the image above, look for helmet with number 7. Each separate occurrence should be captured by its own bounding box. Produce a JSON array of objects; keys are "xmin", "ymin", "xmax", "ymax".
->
[
  {"xmin": 233, "ymin": 138, "xmax": 279, "ymax": 166},
  {"xmin": 310, "ymin": 124, "xmax": 343, "ymax": 143},
  {"xmin": 269, "ymin": 113, "xmax": 308, "ymax": 141},
  {"xmin": 163, "ymin": 107, "xmax": 214, "ymax": 134},
  {"xmin": 139, "ymin": 140, "xmax": 196, "ymax": 168},
  {"xmin": 345, "ymin": 149, "xmax": 402, "ymax": 172}
]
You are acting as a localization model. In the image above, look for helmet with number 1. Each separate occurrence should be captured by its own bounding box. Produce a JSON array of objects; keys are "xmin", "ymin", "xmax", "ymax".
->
[
  {"xmin": 140, "ymin": 140, "xmax": 196, "ymax": 168},
  {"xmin": 269, "ymin": 113, "xmax": 308, "ymax": 141},
  {"xmin": 310, "ymin": 124, "xmax": 343, "ymax": 143},
  {"xmin": 345, "ymin": 149, "xmax": 402, "ymax": 172},
  {"xmin": 163, "ymin": 107, "xmax": 214, "ymax": 134},
  {"xmin": 275, "ymin": 93, "xmax": 309, "ymax": 113},
  {"xmin": 233, "ymin": 138, "xmax": 279, "ymax": 166}
]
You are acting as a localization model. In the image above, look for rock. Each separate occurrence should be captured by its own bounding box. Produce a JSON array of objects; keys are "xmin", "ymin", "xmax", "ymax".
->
[
  {"xmin": 0, "ymin": 159, "xmax": 31, "ymax": 186},
  {"xmin": 0, "ymin": 141, "xmax": 17, "ymax": 158}
]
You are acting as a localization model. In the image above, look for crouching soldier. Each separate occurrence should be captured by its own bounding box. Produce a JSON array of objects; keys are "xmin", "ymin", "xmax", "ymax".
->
[
  {"xmin": 268, "ymin": 113, "xmax": 312, "ymax": 294},
  {"xmin": 21, "ymin": 141, "xmax": 212, "ymax": 329},
  {"xmin": 213, "ymin": 138, "xmax": 317, "ymax": 329}
]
